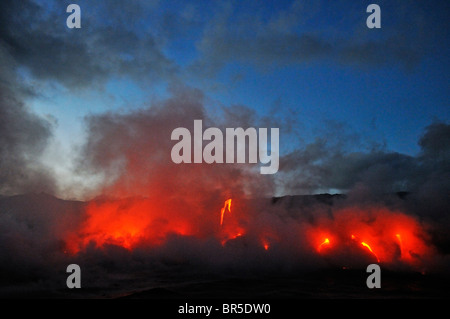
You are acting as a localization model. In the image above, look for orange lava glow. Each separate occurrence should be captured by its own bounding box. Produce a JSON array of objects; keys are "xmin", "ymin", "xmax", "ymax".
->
[
  {"xmin": 307, "ymin": 207, "xmax": 433, "ymax": 268},
  {"xmin": 218, "ymin": 198, "xmax": 248, "ymax": 246},
  {"xmin": 220, "ymin": 231, "xmax": 243, "ymax": 246},
  {"xmin": 360, "ymin": 241, "xmax": 380, "ymax": 263},
  {"xmin": 318, "ymin": 238, "xmax": 330, "ymax": 252},
  {"xmin": 307, "ymin": 229, "xmax": 334, "ymax": 254},
  {"xmin": 350, "ymin": 234, "xmax": 380, "ymax": 262},
  {"xmin": 65, "ymin": 196, "xmax": 434, "ymax": 271},
  {"xmin": 65, "ymin": 198, "xmax": 193, "ymax": 253},
  {"xmin": 258, "ymin": 231, "xmax": 279, "ymax": 252},
  {"xmin": 396, "ymin": 234, "xmax": 403, "ymax": 257},
  {"xmin": 262, "ymin": 238, "xmax": 270, "ymax": 250},
  {"xmin": 220, "ymin": 199, "xmax": 232, "ymax": 226}
]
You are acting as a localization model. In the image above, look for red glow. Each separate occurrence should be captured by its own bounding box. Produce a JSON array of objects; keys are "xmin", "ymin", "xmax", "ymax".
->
[
  {"xmin": 360, "ymin": 241, "xmax": 380, "ymax": 263},
  {"xmin": 306, "ymin": 207, "xmax": 433, "ymax": 268},
  {"xmin": 64, "ymin": 196, "xmax": 434, "ymax": 271},
  {"xmin": 258, "ymin": 230, "xmax": 279, "ymax": 252},
  {"xmin": 350, "ymin": 234, "xmax": 380, "ymax": 262},
  {"xmin": 308, "ymin": 229, "xmax": 334, "ymax": 253},
  {"xmin": 220, "ymin": 199, "xmax": 232, "ymax": 226},
  {"xmin": 218, "ymin": 198, "xmax": 248, "ymax": 246},
  {"xmin": 262, "ymin": 238, "xmax": 270, "ymax": 250},
  {"xmin": 318, "ymin": 238, "xmax": 330, "ymax": 252},
  {"xmin": 392, "ymin": 227, "xmax": 429, "ymax": 264},
  {"xmin": 220, "ymin": 231, "xmax": 243, "ymax": 246},
  {"xmin": 65, "ymin": 197, "xmax": 194, "ymax": 253}
]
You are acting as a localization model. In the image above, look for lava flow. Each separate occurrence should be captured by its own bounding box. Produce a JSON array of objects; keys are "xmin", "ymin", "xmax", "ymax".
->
[
  {"xmin": 318, "ymin": 238, "xmax": 330, "ymax": 252},
  {"xmin": 220, "ymin": 199, "xmax": 232, "ymax": 226},
  {"xmin": 361, "ymin": 242, "xmax": 380, "ymax": 262},
  {"xmin": 65, "ymin": 197, "xmax": 194, "ymax": 253},
  {"xmin": 64, "ymin": 196, "xmax": 435, "ymax": 272},
  {"xmin": 218, "ymin": 198, "xmax": 247, "ymax": 246},
  {"xmin": 360, "ymin": 241, "xmax": 380, "ymax": 263},
  {"xmin": 307, "ymin": 207, "xmax": 433, "ymax": 268}
]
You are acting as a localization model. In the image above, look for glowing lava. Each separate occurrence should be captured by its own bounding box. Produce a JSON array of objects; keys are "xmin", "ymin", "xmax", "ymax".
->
[
  {"xmin": 65, "ymin": 197, "xmax": 194, "ymax": 253},
  {"xmin": 220, "ymin": 199, "xmax": 232, "ymax": 226},
  {"xmin": 350, "ymin": 234, "xmax": 380, "ymax": 262},
  {"xmin": 392, "ymin": 229, "xmax": 429, "ymax": 264},
  {"xmin": 396, "ymin": 233, "xmax": 403, "ymax": 257},
  {"xmin": 220, "ymin": 231, "xmax": 243, "ymax": 246},
  {"xmin": 360, "ymin": 241, "xmax": 380, "ymax": 263},
  {"xmin": 318, "ymin": 238, "xmax": 330, "ymax": 252},
  {"xmin": 262, "ymin": 238, "xmax": 270, "ymax": 250},
  {"xmin": 305, "ymin": 207, "xmax": 434, "ymax": 269},
  {"xmin": 64, "ymin": 195, "xmax": 433, "ymax": 272},
  {"xmin": 218, "ymin": 198, "xmax": 248, "ymax": 246}
]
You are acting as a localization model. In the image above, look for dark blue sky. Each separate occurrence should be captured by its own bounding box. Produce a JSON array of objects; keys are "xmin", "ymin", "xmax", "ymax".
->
[{"xmin": 32, "ymin": 0, "xmax": 448, "ymax": 152}]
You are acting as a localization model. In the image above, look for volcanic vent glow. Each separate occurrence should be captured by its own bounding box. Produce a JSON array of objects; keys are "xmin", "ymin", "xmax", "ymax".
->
[
  {"xmin": 64, "ymin": 195, "xmax": 436, "ymax": 273},
  {"xmin": 220, "ymin": 199, "xmax": 232, "ymax": 227},
  {"xmin": 318, "ymin": 238, "xmax": 330, "ymax": 252},
  {"xmin": 65, "ymin": 197, "xmax": 194, "ymax": 253},
  {"xmin": 306, "ymin": 207, "xmax": 435, "ymax": 268}
]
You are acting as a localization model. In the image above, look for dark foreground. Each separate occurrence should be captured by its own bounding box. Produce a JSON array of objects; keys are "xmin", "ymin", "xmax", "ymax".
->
[{"xmin": 1, "ymin": 267, "xmax": 448, "ymax": 299}]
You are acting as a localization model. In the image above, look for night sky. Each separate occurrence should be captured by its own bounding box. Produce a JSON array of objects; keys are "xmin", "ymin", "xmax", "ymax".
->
[{"xmin": 0, "ymin": 0, "xmax": 448, "ymax": 198}]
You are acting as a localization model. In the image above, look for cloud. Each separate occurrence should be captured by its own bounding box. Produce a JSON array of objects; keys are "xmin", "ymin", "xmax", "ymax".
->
[
  {"xmin": 0, "ymin": 0, "xmax": 176, "ymax": 89},
  {"xmin": 2, "ymin": 0, "xmax": 447, "ymax": 91},
  {"xmin": 0, "ymin": 49, "xmax": 56, "ymax": 195},
  {"xmin": 418, "ymin": 122, "xmax": 450, "ymax": 161},
  {"xmin": 0, "ymin": 0, "xmax": 180, "ymax": 196},
  {"xmin": 191, "ymin": 0, "xmax": 447, "ymax": 75},
  {"xmin": 279, "ymin": 122, "xmax": 449, "ymax": 192},
  {"xmin": 280, "ymin": 145, "xmax": 417, "ymax": 194},
  {"xmin": 77, "ymin": 85, "xmax": 275, "ymax": 199}
]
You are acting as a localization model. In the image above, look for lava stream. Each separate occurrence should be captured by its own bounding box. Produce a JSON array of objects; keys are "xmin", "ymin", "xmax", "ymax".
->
[
  {"xmin": 220, "ymin": 199, "xmax": 232, "ymax": 226},
  {"xmin": 318, "ymin": 238, "xmax": 330, "ymax": 252},
  {"xmin": 361, "ymin": 241, "xmax": 380, "ymax": 262}
]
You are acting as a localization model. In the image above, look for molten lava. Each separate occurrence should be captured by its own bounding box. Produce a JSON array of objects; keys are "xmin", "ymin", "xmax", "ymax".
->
[
  {"xmin": 350, "ymin": 234, "xmax": 380, "ymax": 262},
  {"xmin": 220, "ymin": 199, "xmax": 232, "ymax": 226},
  {"xmin": 318, "ymin": 238, "xmax": 330, "ymax": 252},
  {"xmin": 218, "ymin": 198, "xmax": 248, "ymax": 246},
  {"xmin": 65, "ymin": 197, "xmax": 194, "ymax": 253},
  {"xmin": 396, "ymin": 234, "xmax": 403, "ymax": 257},
  {"xmin": 306, "ymin": 207, "xmax": 433, "ymax": 269},
  {"xmin": 261, "ymin": 237, "xmax": 270, "ymax": 250},
  {"xmin": 64, "ymin": 195, "xmax": 434, "ymax": 272},
  {"xmin": 360, "ymin": 241, "xmax": 380, "ymax": 263}
]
